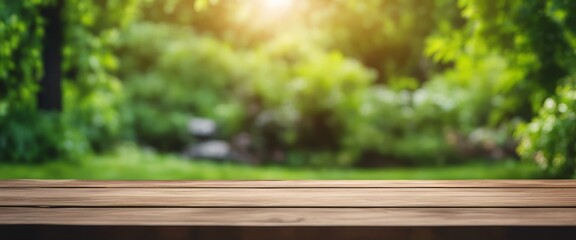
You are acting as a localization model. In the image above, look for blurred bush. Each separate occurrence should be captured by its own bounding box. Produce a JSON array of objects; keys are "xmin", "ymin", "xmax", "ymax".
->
[
  {"xmin": 119, "ymin": 23, "xmax": 376, "ymax": 164},
  {"xmin": 517, "ymin": 79, "xmax": 576, "ymax": 178},
  {"xmin": 118, "ymin": 22, "xmax": 516, "ymax": 167},
  {"xmin": 118, "ymin": 23, "xmax": 247, "ymax": 151},
  {"xmin": 344, "ymin": 53, "xmax": 522, "ymax": 166},
  {"xmin": 247, "ymin": 37, "xmax": 376, "ymax": 166},
  {"xmin": 0, "ymin": 112, "xmax": 89, "ymax": 163},
  {"xmin": 0, "ymin": 0, "xmax": 140, "ymax": 163}
]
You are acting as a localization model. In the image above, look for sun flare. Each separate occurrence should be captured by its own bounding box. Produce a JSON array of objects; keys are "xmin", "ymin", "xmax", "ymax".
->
[{"xmin": 261, "ymin": 0, "xmax": 293, "ymax": 12}]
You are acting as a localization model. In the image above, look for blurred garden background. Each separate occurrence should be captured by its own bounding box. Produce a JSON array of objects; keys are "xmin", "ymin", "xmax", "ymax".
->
[{"xmin": 1, "ymin": 0, "xmax": 575, "ymax": 179}]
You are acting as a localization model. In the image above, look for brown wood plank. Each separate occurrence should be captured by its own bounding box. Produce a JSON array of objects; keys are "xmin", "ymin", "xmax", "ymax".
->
[
  {"xmin": 1, "ymin": 180, "xmax": 575, "ymax": 188},
  {"xmin": 1, "ymin": 207, "xmax": 575, "ymax": 226},
  {"xmin": 1, "ymin": 188, "xmax": 575, "ymax": 207}
]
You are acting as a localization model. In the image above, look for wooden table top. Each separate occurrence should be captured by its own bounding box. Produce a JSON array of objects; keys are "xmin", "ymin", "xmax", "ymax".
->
[{"xmin": 1, "ymin": 180, "xmax": 575, "ymax": 226}]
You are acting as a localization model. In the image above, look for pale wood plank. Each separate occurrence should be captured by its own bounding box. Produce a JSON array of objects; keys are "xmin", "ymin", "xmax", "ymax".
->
[
  {"xmin": 1, "ymin": 180, "xmax": 575, "ymax": 188},
  {"xmin": 1, "ymin": 188, "xmax": 575, "ymax": 207},
  {"xmin": 1, "ymin": 207, "xmax": 575, "ymax": 226}
]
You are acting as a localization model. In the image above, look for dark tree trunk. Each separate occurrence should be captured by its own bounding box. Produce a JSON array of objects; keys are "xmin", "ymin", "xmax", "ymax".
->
[{"xmin": 38, "ymin": 0, "xmax": 63, "ymax": 112}]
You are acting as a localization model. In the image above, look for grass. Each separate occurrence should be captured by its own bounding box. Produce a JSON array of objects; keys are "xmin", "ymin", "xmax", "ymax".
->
[{"xmin": 0, "ymin": 144, "xmax": 543, "ymax": 180}]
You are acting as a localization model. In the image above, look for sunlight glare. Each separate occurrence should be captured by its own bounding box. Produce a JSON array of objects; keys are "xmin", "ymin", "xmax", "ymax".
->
[{"xmin": 262, "ymin": 0, "xmax": 293, "ymax": 12}]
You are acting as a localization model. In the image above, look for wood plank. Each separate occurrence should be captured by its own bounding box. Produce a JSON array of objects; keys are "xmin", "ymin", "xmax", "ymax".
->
[
  {"xmin": 1, "ymin": 207, "xmax": 575, "ymax": 226},
  {"xmin": 1, "ymin": 188, "xmax": 575, "ymax": 207},
  {"xmin": 1, "ymin": 180, "xmax": 575, "ymax": 188}
]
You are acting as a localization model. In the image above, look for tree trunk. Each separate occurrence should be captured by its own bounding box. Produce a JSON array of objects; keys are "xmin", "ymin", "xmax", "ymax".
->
[{"xmin": 38, "ymin": 0, "xmax": 63, "ymax": 112}]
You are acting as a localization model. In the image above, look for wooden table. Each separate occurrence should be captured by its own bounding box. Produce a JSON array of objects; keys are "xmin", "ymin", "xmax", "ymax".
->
[{"xmin": 1, "ymin": 180, "xmax": 576, "ymax": 239}]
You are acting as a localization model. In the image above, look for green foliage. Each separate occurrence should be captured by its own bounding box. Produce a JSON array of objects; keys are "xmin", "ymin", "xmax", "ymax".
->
[
  {"xmin": 306, "ymin": 0, "xmax": 441, "ymax": 83},
  {"xmin": 346, "ymin": 86, "xmax": 453, "ymax": 165},
  {"xmin": 1, "ymin": 0, "xmax": 58, "ymax": 163},
  {"xmin": 1, "ymin": 0, "xmax": 141, "ymax": 163},
  {"xmin": 428, "ymin": 0, "xmax": 576, "ymax": 100},
  {"xmin": 0, "ymin": 0, "xmax": 50, "ymax": 114},
  {"xmin": 140, "ymin": 0, "xmax": 444, "ymax": 83},
  {"xmin": 119, "ymin": 23, "xmax": 247, "ymax": 151},
  {"xmin": 119, "ymin": 22, "xmax": 378, "ymax": 165},
  {"xmin": 7, "ymin": 0, "xmax": 572, "ymax": 173},
  {"xmin": 61, "ymin": 0, "xmax": 141, "ymax": 150},
  {"xmin": 250, "ymin": 38, "xmax": 376, "ymax": 166},
  {"xmin": 344, "ymin": 52, "xmax": 522, "ymax": 165},
  {"xmin": 517, "ymin": 80, "xmax": 576, "ymax": 178},
  {"xmin": 424, "ymin": 0, "xmax": 576, "ymax": 178},
  {"xmin": 119, "ymin": 22, "xmax": 514, "ymax": 167},
  {"xmin": 0, "ymin": 112, "xmax": 89, "ymax": 163}
]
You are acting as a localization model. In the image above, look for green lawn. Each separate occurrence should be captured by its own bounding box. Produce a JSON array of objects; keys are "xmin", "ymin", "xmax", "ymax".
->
[{"xmin": 0, "ymin": 145, "xmax": 543, "ymax": 180}]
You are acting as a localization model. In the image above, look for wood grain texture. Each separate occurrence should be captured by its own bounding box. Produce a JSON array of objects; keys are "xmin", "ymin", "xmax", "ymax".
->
[
  {"xmin": 1, "ymin": 207, "xmax": 576, "ymax": 226},
  {"xmin": 1, "ymin": 180, "xmax": 575, "ymax": 188},
  {"xmin": 1, "ymin": 180, "xmax": 575, "ymax": 226},
  {"xmin": 1, "ymin": 188, "xmax": 575, "ymax": 207}
]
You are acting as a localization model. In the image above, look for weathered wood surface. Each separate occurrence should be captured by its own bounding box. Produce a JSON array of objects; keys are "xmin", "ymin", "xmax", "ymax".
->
[
  {"xmin": 1, "ymin": 188, "xmax": 575, "ymax": 207},
  {"xmin": 2, "ymin": 208, "xmax": 576, "ymax": 226},
  {"xmin": 1, "ymin": 180, "xmax": 575, "ymax": 226}
]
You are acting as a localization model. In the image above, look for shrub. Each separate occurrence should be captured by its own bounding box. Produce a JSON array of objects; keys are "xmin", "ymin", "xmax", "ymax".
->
[
  {"xmin": 0, "ymin": 111, "xmax": 89, "ymax": 163},
  {"xmin": 343, "ymin": 54, "xmax": 521, "ymax": 166},
  {"xmin": 119, "ymin": 22, "xmax": 520, "ymax": 167},
  {"xmin": 246, "ymin": 37, "xmax": 376, "ymax": 165},
  {"xmin": 517, "ymin": 81, "xmax": 576, "ymax": 178},
  {"xmin": 0, "ymin": 0, "xmax": 140, "ymax": 163},
  {"xmin": 118, "ymin": 23, "xmax": 378, "ymax": 165},
  {"xmin": 118, "ymin": 23, "xmax": 248, "ymax": 151}
]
